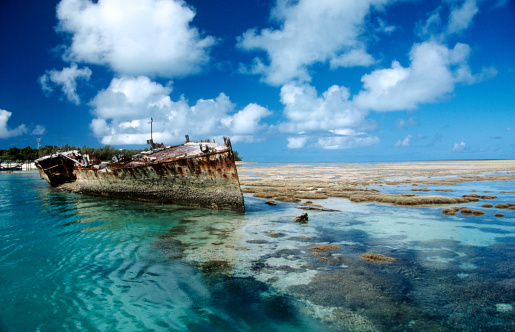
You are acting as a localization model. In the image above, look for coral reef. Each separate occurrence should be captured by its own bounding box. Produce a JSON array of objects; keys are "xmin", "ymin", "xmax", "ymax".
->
[
  {"xmin": 289, "ymin": 236, "xmax": 311, "ymax": 241},
  {"xmin": 349, "ymin": 193, "xmax": 479, "ymax": 206},
  {"xmin": 359, "ymin": 253, "xmax": 395, "ymax": 263},
  {"xmin": 308, "ymin": 244, "xmax": 340, "ymax": 252},
  {"xmin": 238, "ymin": 160, "xmax": 515, "ymax": 209},
  {"xmin": 463, "ymin": 194, "xmax": 497, "ymax": 200},
  {"xmin": 459, "ymin": 207, "xmax": 485, "ymax": 216},
  {"xmin": 442, "ymin": 207, "xmax": 461, "ymax": 215},
  {"xmin": 200, "ymin": 260, "xmax": 232, "ymax": 274},
  {"xmin": 411, "ymin": 188, "xmax": 431, "ymax": 192},
  {"xmin": 495, "ymin": 203, "xmax": 515, "ymax": 209}
]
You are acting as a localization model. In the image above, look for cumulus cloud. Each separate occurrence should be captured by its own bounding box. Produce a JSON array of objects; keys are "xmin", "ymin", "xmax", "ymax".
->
[
  {"xmin": 56, "ymin": 0, "xmax": 215, "ymax": 78},
  {"xmin": 279, "ymin": 83, "xmax": 368, "ymax": 133},
  {"xmin": 0, "ymin": 110, "xmax": 28, "ymax": 139},
  {"xmin": 222, "ymin": 104, "xmax": 272, "ymax": 135},
  {"xmin": 90, "ymin": 76, "xmax": 174, "ymax": 120},
  {"xmin": 453, "ymin": 141, "xmax": 466, "ymax": 152},
  {"xmin": 237, "ymin": 0, "xmax": 389, "ymax": 85},
  {"xmin": 287, "ymin": 136, "xmax": 308, "ymax": 149},
  {"xmin": 39, "ymin": 64, "xmax": 92, "ymax": 104},
  {"xmin": 354, "ymin": 41, "xmax": 475, "ymax": 111},
  {"xmin": 276, "ymin": 81, "xmax": 380, "ymax": 150},
  {"xmin": 89, "ymin": 76, "xmax": 270, "ymax": 145}
]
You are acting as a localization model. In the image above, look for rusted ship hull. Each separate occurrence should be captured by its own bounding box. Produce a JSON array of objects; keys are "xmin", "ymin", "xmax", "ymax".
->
[
  {"xmin": 34, "ymin": 151, "xmax": 79, "ymax": 186},
  {"xmin": 36, "ymin": 139, "xmax": 244, "ymax": 212}
]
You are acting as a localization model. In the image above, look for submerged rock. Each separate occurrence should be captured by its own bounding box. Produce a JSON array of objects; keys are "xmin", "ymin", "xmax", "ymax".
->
[
  {"xmin": 297, "ymin": 201, "xmax": 339, "ymax": 212},
  {"xmin": 291, "ymin": 213, "xmax": 309, "ymax": 223}
]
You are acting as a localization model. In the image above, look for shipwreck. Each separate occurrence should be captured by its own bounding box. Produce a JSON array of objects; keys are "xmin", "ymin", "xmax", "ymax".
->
[{"xmin": 35, "ymin": 136, "xmax": 244, "ymax": 212}]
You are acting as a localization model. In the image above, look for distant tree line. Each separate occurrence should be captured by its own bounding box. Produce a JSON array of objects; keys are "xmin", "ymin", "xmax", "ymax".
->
[
  {"xmin": 233, "ymin": 150, "xmax": 242, "ymax": 161},
  {"xmin": 0, "ymin": 145, "xmax": 147, "ymax": 162},
  {"xmin": 1, "ymin": 145, "xmax": 242, "ymax": 162}
]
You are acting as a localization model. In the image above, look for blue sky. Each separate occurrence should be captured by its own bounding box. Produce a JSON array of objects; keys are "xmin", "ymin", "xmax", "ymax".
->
[{"xmin": 0, "ymin": 0, "xmax": 513, "ymax": 161}]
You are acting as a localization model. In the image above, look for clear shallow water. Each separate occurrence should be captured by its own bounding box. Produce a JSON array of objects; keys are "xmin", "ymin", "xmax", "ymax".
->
[{"xmin": 1, "ymin": 171, "xmax": 514, "ymax": 331}]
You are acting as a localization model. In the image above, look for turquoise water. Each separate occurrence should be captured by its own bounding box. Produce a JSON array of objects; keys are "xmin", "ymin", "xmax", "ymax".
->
[{"xmin": 1, "ymin": 171, "xmax": 514, "ymax": 331}]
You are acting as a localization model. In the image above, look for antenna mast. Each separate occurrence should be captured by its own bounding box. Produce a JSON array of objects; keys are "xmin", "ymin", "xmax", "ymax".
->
[{"xmin": 147, "ymin": 117, "xmax": 154, "ymax": 149}]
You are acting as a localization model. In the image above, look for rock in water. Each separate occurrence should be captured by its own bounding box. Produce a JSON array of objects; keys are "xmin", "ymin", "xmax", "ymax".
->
[{"xmin": 291, "ymin": 213, "xmax": 308, "ymax": 223}]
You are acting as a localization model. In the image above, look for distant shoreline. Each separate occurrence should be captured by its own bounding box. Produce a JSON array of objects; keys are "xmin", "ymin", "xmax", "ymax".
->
[{"xmin": 238, "ymin": 158, "xmax": 515, "ymax": 164}]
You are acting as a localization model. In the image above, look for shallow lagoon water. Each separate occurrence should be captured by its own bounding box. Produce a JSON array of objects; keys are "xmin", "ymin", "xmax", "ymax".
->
[{"xmin": 1, "ymin": 171, "xmax": 514, "ymax": 331}]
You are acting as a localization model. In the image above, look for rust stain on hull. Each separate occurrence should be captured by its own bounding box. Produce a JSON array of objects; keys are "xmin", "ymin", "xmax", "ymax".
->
[{"xmin": 35, "ymin": 138, "xmax": 244, "ymax": 212}]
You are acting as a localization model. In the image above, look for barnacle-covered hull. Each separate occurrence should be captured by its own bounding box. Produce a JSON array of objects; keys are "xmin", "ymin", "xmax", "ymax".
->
[{"xmin": 36, "ymin": 139, "xmax": 245, "ymax": 212}]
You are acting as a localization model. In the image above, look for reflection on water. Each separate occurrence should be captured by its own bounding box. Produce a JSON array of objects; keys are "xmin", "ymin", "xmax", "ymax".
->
[{"xmin": 1, "ymin": 171, "xmax": 514, "ymax": 331}]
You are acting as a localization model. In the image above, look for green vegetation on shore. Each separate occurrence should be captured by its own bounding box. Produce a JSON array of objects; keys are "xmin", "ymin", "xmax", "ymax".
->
[{"xmin": 1, "ymin": 145, "xmax": 242, "ymax": 162}]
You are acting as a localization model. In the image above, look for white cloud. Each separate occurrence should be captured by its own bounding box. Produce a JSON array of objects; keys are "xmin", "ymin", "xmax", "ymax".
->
[
  {"xmin": 279, "ymin": 83, "xmax": 368, "ymax": 133},
  {"xmin": 395, "ymin": 135, "xmax": 413, "ymax": 147},
  {"xmin": 394, "ymin": 117, "xmax": 419, "ymax": 129},
  {"xmin": 287, "ymin": 137, "xmax": 308, "ymax": 149},
  {"xmin": 237, "ymin": 0, "xmax": 389, "ymax": 85},
  {"xmin": 223, "ymin": 104, "xmax": 272, "ymax": 135},
  {"xmin": 0, "ymin": 110, "xmax": 28, "ymax": 139},
  {"xmin": 447, "ymin": 0, "xmax": 479, "ymax": 35},
  {"xmin": 330, "ymin": 48, "xmax": 376, "ymax": 69},
  {"xmin": 354, "ymin": 41, "xmax": 475, "ymax": 111},
  {"xmin": 39, "ymin": 64, "xmax": 92, "ymax": 104},
  {"xmin": 31, "ymin": 125, "xmax": 46, "ymax": 136},
  {"xmin": 394, "ymin": 134, "xmax": 423, "ymax": 147},
  {"xmin": 376, "ymin": 17, "xmax": 396, "ymax": 34},
  {"xmin": 89, "ymin": 76, "xmax": 271, "ymax": 145},
  {"xmin": 418, "ymin": 0, "xmax": 479, "ymax": 40},
  {"xmin": 56, "ymin": 0, "xmax": 215, "ymax": 78},
  {"xmin": 453, "ymin": 141, "xmax": 466, "ymax": 152},
  {"xmin": 417, "ymin": 7, "xmax": 443, "ymax": 39},
  {"xmin": 317, "ymin": 135, "xmax": 380, "ymax": 150},
  {"xmin": 91, "ymin": 76, "xmax": 174, "ymax": 120}
]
